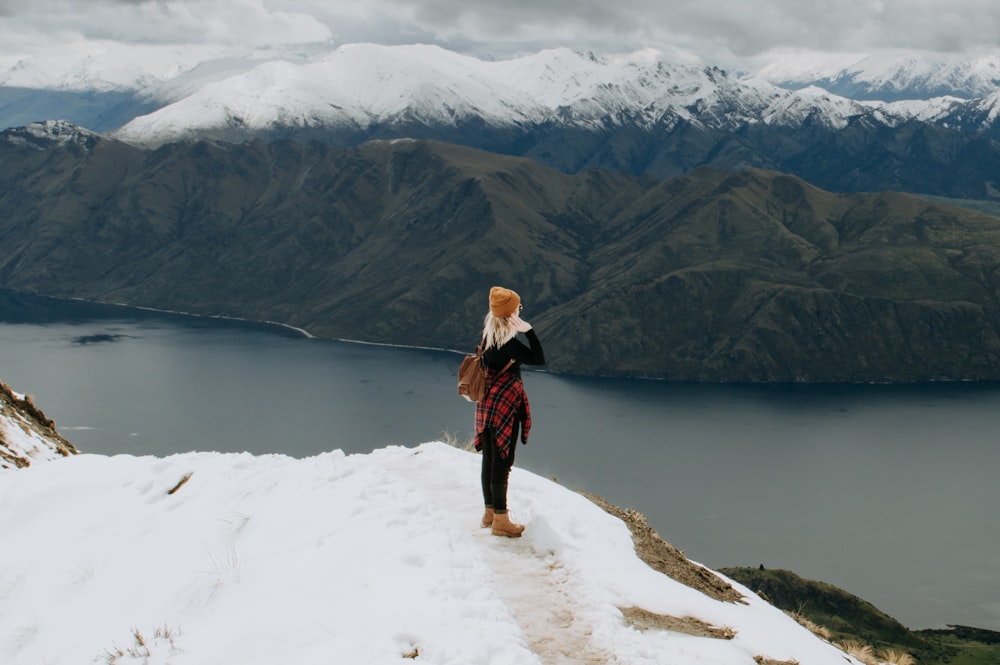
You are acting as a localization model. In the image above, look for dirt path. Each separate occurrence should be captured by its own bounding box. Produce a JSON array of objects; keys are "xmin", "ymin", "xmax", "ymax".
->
[
  {"xmin": 382, "ymin": 449, "xmax": 615, "ymax": 664},
  {"xmin": 474, "ymin": 530, "xmax": 615, "ymax": 665},
  {"xmin": 382, "ymin": 447, "xmax": 744, "ymax": 663}
]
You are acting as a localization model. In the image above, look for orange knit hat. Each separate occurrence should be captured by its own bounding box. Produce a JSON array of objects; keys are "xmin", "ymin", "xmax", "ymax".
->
[{"xmin": 489, "ymin": 286, "xmax": 521, "ymax": 318}]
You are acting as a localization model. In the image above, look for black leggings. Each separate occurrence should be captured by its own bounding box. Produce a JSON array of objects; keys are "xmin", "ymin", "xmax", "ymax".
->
[{"xmin": 480, "ymin": 427, "xmax": 516, "ymax": 513}]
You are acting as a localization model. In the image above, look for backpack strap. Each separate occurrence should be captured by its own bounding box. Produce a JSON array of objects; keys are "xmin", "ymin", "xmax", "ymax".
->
[{"xmin": 496, "ymin": 358, "xmax": 515, "ymax": 376}]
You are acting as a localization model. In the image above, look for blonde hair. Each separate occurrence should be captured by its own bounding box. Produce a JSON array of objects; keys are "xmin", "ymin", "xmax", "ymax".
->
[{"xmin": 482, "ymin": 311, "xmax": 517, "ymax": 350}]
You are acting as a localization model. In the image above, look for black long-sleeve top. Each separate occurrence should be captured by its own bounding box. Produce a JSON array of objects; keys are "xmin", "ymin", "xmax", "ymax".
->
[{"xmin": 482, "ymin": 328, "xmax": 545, "ymax": 379}]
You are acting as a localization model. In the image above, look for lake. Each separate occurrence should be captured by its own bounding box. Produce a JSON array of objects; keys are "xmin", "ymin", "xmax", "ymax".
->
[{"xmin": 1, "ymin": 290, "xmax": 998, "ymax": 631}]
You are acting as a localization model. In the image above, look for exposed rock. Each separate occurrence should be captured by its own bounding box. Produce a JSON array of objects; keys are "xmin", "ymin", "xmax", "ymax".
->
[{"xmin": 0, "ymin": 380, "xmax": 78, "ymax": 469}]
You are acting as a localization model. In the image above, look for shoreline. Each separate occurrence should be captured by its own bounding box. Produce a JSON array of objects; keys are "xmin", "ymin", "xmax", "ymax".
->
[{"xmin": 4, "ymin": 289, "xmax": 1000, "ymax": 385}]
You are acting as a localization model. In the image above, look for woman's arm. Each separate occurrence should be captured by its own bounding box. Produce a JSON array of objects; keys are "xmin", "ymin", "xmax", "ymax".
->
[
  {"xmin": 518, "ymin": 328, "xmax": 545, "ymax": 366},
  {"xmin": 508, "ymin": 314, "xmax": 545, "ymax": 366}
]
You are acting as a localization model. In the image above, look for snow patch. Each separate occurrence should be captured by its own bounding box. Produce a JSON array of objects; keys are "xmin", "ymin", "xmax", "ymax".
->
[{"xmin": 0, "ymin": 120, "xmax": 101, "ymax": 150}]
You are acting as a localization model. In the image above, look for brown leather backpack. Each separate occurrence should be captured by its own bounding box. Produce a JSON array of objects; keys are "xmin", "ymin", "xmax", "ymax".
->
[{"xmin": 457, "ymin": 341, "xmax": 514, "ymax": 402}]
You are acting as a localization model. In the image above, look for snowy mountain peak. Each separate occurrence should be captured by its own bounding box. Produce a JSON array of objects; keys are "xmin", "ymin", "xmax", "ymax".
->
[
  {"xmin": 0, "ymin": 380, "xmax": 78, "ymax": 469},
  {"xmin": 972, "ymin": 90, "xmax": 1000, "ymax": 115},
  {"xmin": 3, "ymin": 43, "xmax": 1000, "ymax": 149},
  {"xmin": 110, "ymin": 43, "xmax": 869, "ymax": 147},
  {"xmin": 105, "ymin": 41, "xmax": 1000, "ymax": 152},
  {"xmin": 4, "ymin": 43, "xmax": 999, "ymax": 148},
  {"xmin": 1, "ymin": 120, "xmax": 102, "ymax": 150},
  {"xmin": 753, "ymin": 49, "xmax": 1000, "ymax": 101}
]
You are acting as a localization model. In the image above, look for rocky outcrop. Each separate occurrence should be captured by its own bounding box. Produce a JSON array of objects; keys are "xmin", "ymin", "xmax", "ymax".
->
[{"xmin": 0, "ymin": 381, "xmax": 78, "ymax": 469}]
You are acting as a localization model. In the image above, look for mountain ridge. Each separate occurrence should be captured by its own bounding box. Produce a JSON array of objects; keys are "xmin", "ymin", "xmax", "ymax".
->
[
  {"xmin": 4, "ymin": 130, "xmax": 1000, "ymax": 382},
  {"xmin": 6, "ymin": 44, "xmax": 1000, "ymax": 198},
  {"xmin": 101, "ymin": 44, "xmax": 1000, "ymax": 149}
]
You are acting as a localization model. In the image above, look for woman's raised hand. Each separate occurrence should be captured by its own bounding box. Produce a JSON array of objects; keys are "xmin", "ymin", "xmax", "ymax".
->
[{"xmin": 509, "ymin": 313, "xmax": 533, "ymax": 333}]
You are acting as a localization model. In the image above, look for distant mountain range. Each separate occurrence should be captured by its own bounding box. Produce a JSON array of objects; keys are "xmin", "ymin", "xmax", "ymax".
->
[
  {"xmin": 3, "ymin": 44, "xmax": 1000, "ymax": 198},
  {"xmin": 752, "ymin": 49, "xmax": 1000, "ymax": 101},
  {"xmin": 5, "ymin": 123, "xmax": 1000, "ymax": 382}
]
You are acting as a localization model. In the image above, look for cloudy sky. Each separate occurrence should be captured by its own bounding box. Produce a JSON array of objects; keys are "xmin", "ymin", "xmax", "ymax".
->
[{"xmin": 1, "ymin": 0, "xmax": 999, "ymax": 67}]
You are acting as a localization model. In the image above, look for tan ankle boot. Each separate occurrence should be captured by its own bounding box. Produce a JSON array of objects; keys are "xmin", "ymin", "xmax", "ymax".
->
[
  {"xmin": 481, "ymin": 507, "xmax": 495, "ymax": 528},
  {"xmin": 491, "ymin": 511, "xmax": 524, "ymax": 538}
]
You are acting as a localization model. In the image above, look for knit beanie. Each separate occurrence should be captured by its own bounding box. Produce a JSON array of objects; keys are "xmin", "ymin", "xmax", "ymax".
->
[{"xmin": 489, "ymin": 286, "xmax": 521, "ymax": 318}]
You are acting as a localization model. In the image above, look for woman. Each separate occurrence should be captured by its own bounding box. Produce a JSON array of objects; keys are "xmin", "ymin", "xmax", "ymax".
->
[{"xmin": 475, "ymin": 286, "xmax": 545, "ymax": 538}]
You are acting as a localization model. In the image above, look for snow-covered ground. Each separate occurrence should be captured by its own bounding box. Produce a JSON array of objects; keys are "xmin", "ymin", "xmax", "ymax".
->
[{"xmin": 0, "ymin": 438, "xmax": 863, "ymax": 665}]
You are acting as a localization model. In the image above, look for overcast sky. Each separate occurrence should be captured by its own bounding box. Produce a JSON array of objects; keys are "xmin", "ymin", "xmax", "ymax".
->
[{"xmin": 1, "ymin": 0, "xmax": 999, "ymax": 67}]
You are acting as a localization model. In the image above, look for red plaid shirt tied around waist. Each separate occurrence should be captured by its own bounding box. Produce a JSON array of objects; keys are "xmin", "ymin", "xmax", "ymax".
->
[{"xmin": 475, "ymin": 369, "xmax": 531, "ymax": 459}]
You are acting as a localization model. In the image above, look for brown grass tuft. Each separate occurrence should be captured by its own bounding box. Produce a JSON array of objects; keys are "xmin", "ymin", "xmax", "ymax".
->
[
  {"xmin": 620, "ymin": 606, "xmax": 736, "ymax": 639},
  {"xmin": 837, "ymin": 639, "xmax": 877, "ymax": 665},
  {"xmin": 786, "ymin": 610, "xmax": 832, "ymax": 641},
  {"xmin": 878, "ymin": 649, "xmax": 915, "ymax": 665},
  {"xmin": 440, "ymin": 430, "xmax": 477, "ymax": 452}
]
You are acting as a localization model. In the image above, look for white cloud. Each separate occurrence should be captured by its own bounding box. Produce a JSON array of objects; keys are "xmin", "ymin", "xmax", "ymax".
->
[
  {"xmin": 0, "ymin": 0, "xmax": 332, "ymax": 51},
  {"xmin": 1, "ymin": 0, "xmax": 999, "ymax": 64}
]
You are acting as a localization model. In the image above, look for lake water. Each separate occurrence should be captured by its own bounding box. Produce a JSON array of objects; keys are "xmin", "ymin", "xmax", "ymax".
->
[{"xmin": 1, "ymin": 290, "xmax": 998, "ymax": 631}]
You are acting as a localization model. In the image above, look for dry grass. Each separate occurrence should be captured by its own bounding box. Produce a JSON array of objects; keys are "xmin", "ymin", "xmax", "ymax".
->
[
  {"xmin": 440, "ymin": 429, "xmax": 477, "ymax": 452},
  {"xmin": 754, "ymin": 657, "xmax": 799, "ymax": 665},
  {"xmin": 103, "ymin": 626, "xmax": 177, "ymax": 663},
  {"xmin": 837, "ymin": 639, "xmax": 876, "ymax": 665},
  {"xmin": 786, "ymin": 610, "xmax": 832, "ymax": 641},
  {"xmin": 833, "ymin": 639, "xmax": 914, "ymax": 665},
  {"xmin": 878, "ymin": 649, "xmax": 915, "ymax": 665},
  {"xmin": 0, "ymin": 444, "xmax": 28, "ymax": 469},
  {"xmin": 619, "ymin": 606, "xmax": 736, "ymax": 639}
]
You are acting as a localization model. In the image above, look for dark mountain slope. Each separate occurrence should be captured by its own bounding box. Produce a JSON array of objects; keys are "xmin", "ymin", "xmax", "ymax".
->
[
  {"xmin": 270, "ymin": 116, "xmax": 1000, "ymax": 201},
  {"xmin": 720, "ymin": 567, "xmax": 1000, "ymax": 665},
  {"xmin": 3, "ymin": 129, "xmax": 1000, "ymax": 381},
  {"xmin": 541, "ymin": 170, "xmax": 1000, "ymax": 380},
  {"xmin": 108, "ymin": 101, "xmax": 1000, "ymax": 201}
]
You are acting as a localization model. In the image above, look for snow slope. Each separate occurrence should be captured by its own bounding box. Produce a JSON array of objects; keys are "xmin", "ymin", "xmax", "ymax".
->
[{"xmin": 0, "ymin": 440, "xmax": 863, "ymax": 665}]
